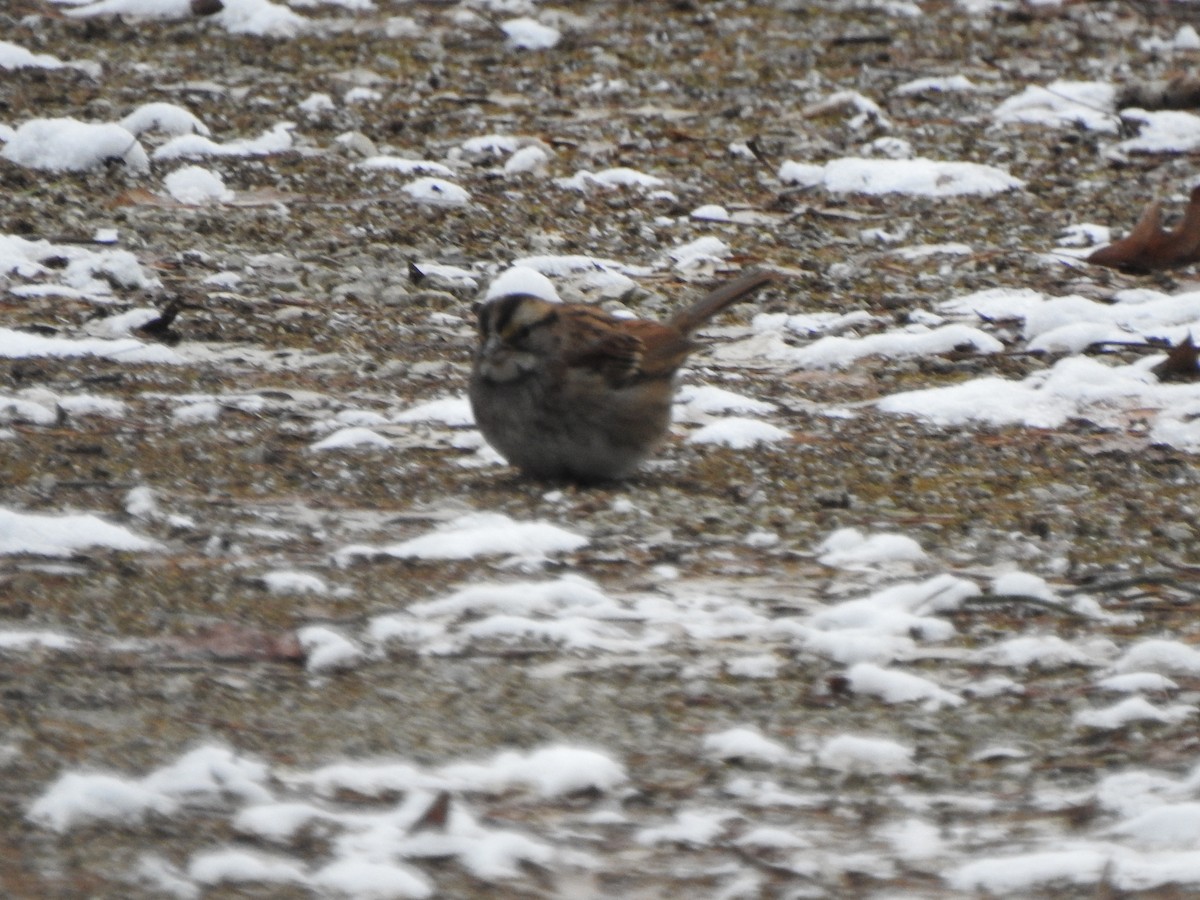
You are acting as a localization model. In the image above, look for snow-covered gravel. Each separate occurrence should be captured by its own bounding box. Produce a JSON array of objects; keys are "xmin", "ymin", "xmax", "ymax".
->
[{"xmin": 5, "ymin": 1, "xmax": 1200, "ymax": 897}]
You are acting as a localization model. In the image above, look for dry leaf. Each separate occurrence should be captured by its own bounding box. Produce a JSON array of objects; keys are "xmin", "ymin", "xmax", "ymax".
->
[
  {"xmin": 1151, "ymin": 332, "xmax": 1200, "ymax": 382},
  {"xmin": 1117, "ymin": 73, "xmax": 1200, "ymax": 112},
  {"xmin": 134, "ymin": 295, "xmax": 197, "ymax": 345},
  {"xmin": 166, "ymin": 623, "xmax": 303, "ymax": 662},
  {"xmin": 410, "ymin": 791, "xmax": 452, "ymax": 833},
  {"xmin": 110, "ymin": 187, "xmax": 296, "ymax": 209},
  {"xmin": 1087, "ymin": 185, "xmax": 1200, "ymax": 273}
]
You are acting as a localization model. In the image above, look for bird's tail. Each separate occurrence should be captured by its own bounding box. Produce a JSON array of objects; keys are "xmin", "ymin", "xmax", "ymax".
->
[{"xmin": 666, "ymin": 268, "xmax": 780, "ymax": 335}]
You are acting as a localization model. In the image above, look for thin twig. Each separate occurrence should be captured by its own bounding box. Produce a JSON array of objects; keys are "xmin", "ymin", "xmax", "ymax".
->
[
  {"xmin": 1083, "ymin": 340, "xmax": 1169, "ymax": 355},
  {"xmin": 1062, "ymin": 573, "xmax": 1200, "ymax": 599},
  {"xmin": 961, "ymin": 594, "xmax": 1091, "ymax": 621},
  {"xmin": 1154, "ymin": 554, "xmax": 1200, "ymax": 574}
]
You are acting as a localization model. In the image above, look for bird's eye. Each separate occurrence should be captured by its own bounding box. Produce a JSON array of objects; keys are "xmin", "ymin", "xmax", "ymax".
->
[
  {"xmin": 509, "ymin": 322, "xmax": 535, "ymax": 342},
  {"xmin": 506, "ymin": 309, "xmax": 556, "ymax": 344}
]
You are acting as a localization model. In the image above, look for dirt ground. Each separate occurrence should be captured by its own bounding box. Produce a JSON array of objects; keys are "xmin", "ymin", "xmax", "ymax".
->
[{"xmin": 4, "ymin": 1, "xmax": 1200, "ymax": 897}]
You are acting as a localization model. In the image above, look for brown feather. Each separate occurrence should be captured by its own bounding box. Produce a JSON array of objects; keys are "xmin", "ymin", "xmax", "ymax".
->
[
  {"xmin": 559, "ymin": 307, "xmax": 645, "ymax": 384},
  {"xmin": 666, "ymin": 268, "xmax": 780, "ymax": 335},
  {"xmin": 624, "ymin": 320, "xmax": 692, "ymax": 379}
]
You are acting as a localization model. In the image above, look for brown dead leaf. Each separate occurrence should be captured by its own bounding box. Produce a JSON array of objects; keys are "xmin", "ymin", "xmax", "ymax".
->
[
  {"xmin": 1117, "ymin": 73, "xmax": 1200, "ymax": 112},
  {"xmin": 134, "ymin": 294, "xmax": 200, "ymax": 345},
  {"xmin": 1087, "ymin": 185, "xmax": 1200, "ymax": 272},
  {"xmin": 110, "ymin": 187, "xmax": 297, "ymax": 209},
  {"xmin": 165, "ymin": 622, "xmax": 304, "ymax": 662},
  {"xmin": 108, "ymin": 188, "xmax": 169, "ymax": 208},
  {"xmin": 410, "ymin": 791, "xmax": 452, "ymax": 833},
  {"xmin": 1151, "ymin": 332, "xmax": 1200, "ymax": 382},
  {"xmin": 826, "ymin": 673, "xmax": 852, "ymax": 696}
]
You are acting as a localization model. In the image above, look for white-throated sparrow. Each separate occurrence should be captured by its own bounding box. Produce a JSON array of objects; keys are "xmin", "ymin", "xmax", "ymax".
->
[{"xmin": 469, "ymin": 268, "xmax": 779, "ymax": 481}]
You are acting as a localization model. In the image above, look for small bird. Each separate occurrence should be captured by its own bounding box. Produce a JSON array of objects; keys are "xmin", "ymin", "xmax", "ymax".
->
[{"xmin": 469, "ymin": 268, "xmax": 779, "ymax": 481}]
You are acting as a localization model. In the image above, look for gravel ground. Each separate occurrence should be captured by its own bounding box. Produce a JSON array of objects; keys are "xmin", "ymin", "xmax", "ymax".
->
[{"xmin": 4, "ymin": 1, "xmax": 1200, "ymax": 897}]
